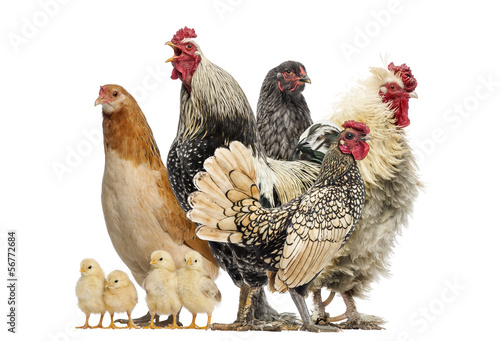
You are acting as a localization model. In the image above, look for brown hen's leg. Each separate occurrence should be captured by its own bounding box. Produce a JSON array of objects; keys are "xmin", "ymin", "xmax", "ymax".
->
[
  {"xmin": 76, "ymin": 314, "xmax": 91, "ymax": 329},
  {"xmin": 332, "ymin": 292, "xmax": 386, "ymax": 330},
  {"xmin": 289, "ymin": 289, "xmax": 339, "ymax": 333}
]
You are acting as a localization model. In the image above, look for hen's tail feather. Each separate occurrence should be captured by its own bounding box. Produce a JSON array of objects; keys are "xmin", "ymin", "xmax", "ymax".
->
[{"xmin": 188, "ymin": 141, "xmax": 261, "ymax": 244}]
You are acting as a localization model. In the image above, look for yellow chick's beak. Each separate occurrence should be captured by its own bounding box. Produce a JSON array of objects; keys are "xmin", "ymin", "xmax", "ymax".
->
[
  {"xmin": 150, "ymin": 260, "xmax": 156, "ymax": 265},
  {"xmin": 165, "ymin": 41, "xmax": 178, "ymax": 63},
  {"xmin": 187, "ymin": 258, "xmax": 193, "ymax": 266},
  {"xmin": 80, "ymin": 267, "xmax": 85, "ymax": 272}
]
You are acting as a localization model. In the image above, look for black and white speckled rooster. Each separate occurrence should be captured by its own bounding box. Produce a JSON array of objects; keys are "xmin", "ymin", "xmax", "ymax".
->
[
  {"xmin": 165, "ymin": 27, "xmax": 322, "ymax": 331},
  {"xmin": 292, "ymin": 61, "xmax": 422, "ymax": 329},
  {"xmin": 188, "ymin": 120, "xmax": 371, "ymax": 332},
  {"xmin": 257, "ymin": 61, "xmax": 313, "ymax": 161}
]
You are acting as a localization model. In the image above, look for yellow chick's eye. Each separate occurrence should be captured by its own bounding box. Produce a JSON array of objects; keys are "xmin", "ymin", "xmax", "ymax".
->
[
  {"xmin": 159, "ymin": 258, "xmax": 163, "ymax": 261},
  {"xmin": 88, "ymin": 266, "xmax": 92, "ymax": 269},
  {"xmin": 194, "ymin": 259, "xmax": 198, "ymax": 263},
  {"xmin": 114, "ymin": 280, "xmax": 118, "ymax": 283}
]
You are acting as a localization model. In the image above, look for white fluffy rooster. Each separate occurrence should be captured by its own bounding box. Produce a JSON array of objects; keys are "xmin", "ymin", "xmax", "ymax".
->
[{"xmin": 293, "ymin": 61, "xmax": 421, "ymax": 329}]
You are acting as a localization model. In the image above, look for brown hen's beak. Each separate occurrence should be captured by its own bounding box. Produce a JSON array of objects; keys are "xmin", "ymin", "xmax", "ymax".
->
[
  {"xmin": 94, "ymin": 97, "xmax": 104, "ymax": 107},
  {"xmin": 165, "ymin": 41, "xmax": 178, "ymax": 63},
  {"xmin": 299, "ymin": 75, "xmax": 311, "ymax": 84},
  {"xmin": 409, "ymin": 91, "xmax": 418, "ymax": 99}
]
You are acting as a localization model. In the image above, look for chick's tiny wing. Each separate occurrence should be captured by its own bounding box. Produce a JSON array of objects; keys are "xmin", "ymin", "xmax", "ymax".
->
[{"xmin": 200, "ymin": 275, "xmax": 221, "ymax": 302}]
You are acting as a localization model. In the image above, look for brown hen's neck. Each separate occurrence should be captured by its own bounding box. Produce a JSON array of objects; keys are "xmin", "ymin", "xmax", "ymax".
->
[{"xmin": 102, "ymin": 106, "xmax": 163, "ymax": 169}]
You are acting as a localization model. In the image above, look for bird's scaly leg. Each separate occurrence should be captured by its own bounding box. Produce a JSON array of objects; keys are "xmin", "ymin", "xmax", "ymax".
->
[
  {"xmin": 331, "ymin": 292, "xmax": 386, "ymax": 330},
  {"xmin": 201, "ymin": 314, "xmax": 212, "ymax": 330},
  {"xmin": 90, "ymin": 313, "xmax": 105, "ymax": 329},
  {"xmin": 184, "ymin": 313, "xmax": 199, "ymax": 329},
  {"xmin": 123, "ymin": 312, "xmax": 140, "ymax": 329},
  {"xmin": 289, "ymin": 288, "xmax": 339, "ymax": 333},
  {"xmin": 165, "ymin": 314, "xmax": 181, "ymax": 329},
  {"xmin": 311, "ymin": 289, "xmax": 333, "ymax": 324},
  {"xmin": 103, "ymin": 313, "xmax": 118, "ymax": 329},
  {"xmin": 76, "ymin": 314, "xmax": 91, "ymax": 329},
  {"xmin": 142, "ymin": 311, "xmax": 162, "ymax": 329}
]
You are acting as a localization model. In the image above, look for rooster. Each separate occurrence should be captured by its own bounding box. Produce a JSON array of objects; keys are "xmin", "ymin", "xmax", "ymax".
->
[
  {"xmin": 94, "ymin": 84, "xmax": 218, "ymax": 326},
  {"xmin": 188, "ymin": 120, "xmax": 371, "ymax": 333},
  {"xmin": 292, "ymin": 62, "xmax": 421, "ymax": 329},
  {"xmin": 257, "ymin": 61, "xmax": 312, "ymax": 160},
  {"xmin": 165, "ymin": 27, "xmax": 322, "ymax": 331}
]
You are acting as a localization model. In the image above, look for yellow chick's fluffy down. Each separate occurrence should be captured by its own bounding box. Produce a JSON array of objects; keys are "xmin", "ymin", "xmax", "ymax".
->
[
  {"xmin": 142, "ymin": 250, "xmax": 182, "ymax": 329},
  {"xmin": 177, "ymin": 250, "xmax": 222, "ymax": 329},
  {"xmin": 103, "ymin": 270, "xmax": 139, "ymax": 329},
  {"xmin": 75, "ymin": 258, "xmax": 107, "ymax": 329}
]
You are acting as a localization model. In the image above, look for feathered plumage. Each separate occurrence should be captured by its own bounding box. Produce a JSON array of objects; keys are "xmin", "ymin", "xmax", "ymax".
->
[
  {"xmin": 165, "ymin": 27, "xmax": 322, "ymax": 329},
  {"xmin": 95, "ymin": 84, "xmax": 218, "ymax": 292},
  {"xmin": 75, "ymin": 258, "xmax": 107, "ymax": 329},
  {"xmin": 103, "ymin": 270, "xmax": 139, "ymax": 329},
  {"xmin": 189, "ymin": 120, "xmax": 370, "ymax": 332},
  {"xmin": 257, "ymin": 61, "xmax": 313, "ymax": 160},
  {"xmin": 293, "ymin": 61, "xmax": 421, "ymax": 329}
]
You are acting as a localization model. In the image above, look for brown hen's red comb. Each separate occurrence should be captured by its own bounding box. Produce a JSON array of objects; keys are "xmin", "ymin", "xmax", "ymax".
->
[
  {"xmin": 171, "ymin": 27, "xmax": 197, "ymax": 44},
  {"xmin": 342, "ymin": 120, "xmax": 370, "ymax": 135},
  {"xmin": 388, "ymin": 62, "xmax": 418, "ymax": 92}
]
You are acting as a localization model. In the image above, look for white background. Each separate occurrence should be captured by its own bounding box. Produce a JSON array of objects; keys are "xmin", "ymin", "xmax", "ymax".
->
[{"xmin": 1, "ymin": 1, "xmax": 499, "ymax": 340}]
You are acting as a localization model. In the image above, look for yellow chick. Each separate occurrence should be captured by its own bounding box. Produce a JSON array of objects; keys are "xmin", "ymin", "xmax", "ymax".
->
[
  {"xmin": 177, "ymin": 251, "xmax": 221, "ymax": 329},
  {"xmin": 142, "ymin": 250, "xmax": 182, "ymax": 329},
  {"xmin": 75, "ymin": 258, "xmax": 106, "ymax": 328},
  {"xmin": 103, "ymin": 270, "xmax": 139, "ymax": 329}
]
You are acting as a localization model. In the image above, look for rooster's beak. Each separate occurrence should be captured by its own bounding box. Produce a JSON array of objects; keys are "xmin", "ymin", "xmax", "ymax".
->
[
  {"xmin": 299, "ymin": 75, "xmax": 311, "ymax": 84},
  {"xmin": 361, "ymin": 134, "xmax": 373, "ymax": 142},
  {"xmin": 409, "ymin": 91, "xmax": 418, "ymax": 99},
  {"xmin": 165, "ymin": 41, "xmax": 178, "ymax": 63}
]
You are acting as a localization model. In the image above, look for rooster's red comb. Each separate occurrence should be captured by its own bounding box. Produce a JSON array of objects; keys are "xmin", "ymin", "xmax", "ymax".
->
[
  {"xmin": 171, "ymin": 27, "xmax": 197, "ymax": 44},
  {"xmin": 388, "ymin": 62, "xmax": 418, "ymax": 92},
  {"xmin": 342, "ymin": 120, "xmax": 370, "ymax": 135}
]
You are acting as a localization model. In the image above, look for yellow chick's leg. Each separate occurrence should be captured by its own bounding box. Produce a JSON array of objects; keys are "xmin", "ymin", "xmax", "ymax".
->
[
  {"xmin": 125, "ymin": 312, "xmax": 140, "ymax": 329},
  {"xmin": 184, "ymin": 313, "xmax": 199, "ymax": 329},
  {"xmin": 165, "ymin": 314, "xmax": 181, "ymax": 329},
  {"xmin": 103, "ymin": 313, "xmax": 118, "ymax": 329},
  {"xmin": 142, "ymin": 311, "xmax": 162, "ymax": 329},
  {"xmin": 90, "ymin": 313, "xmax": 105, "ymax": 329},
  {"xmin": 76, "ymin": 313, "xmax": 91, "ymax": 329},
  {"xmin": 199, "ymin": 314, "xmax": 212, "ymax": 330}
]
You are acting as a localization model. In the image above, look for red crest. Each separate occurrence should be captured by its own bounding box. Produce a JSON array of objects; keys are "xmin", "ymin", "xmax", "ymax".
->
[
  {"xmin": 388, "ymin": 62, "xmax": 418, "ymax": 92},
  {"xmin": 342, "ymin": 120, "xmax": 370, "ymax": 135},
  {"xmin": 171, "ymin": 27, "xmax": 197, "ymax": 44}
]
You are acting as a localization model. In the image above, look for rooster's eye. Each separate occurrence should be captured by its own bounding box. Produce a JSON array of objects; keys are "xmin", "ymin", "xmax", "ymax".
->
[
  {"xmin": 187, "ymin": 44, "xmax": 193, "ymax": 49},
  {"xmin": 345, "ymin": 132, "xmax": 355, "ymax": 140},
  {"xmin": 112, "ymin": 91, "xmax": 118, "ymax": 97},
  {"xmin": 390, "ymin": 85, "xmax": 395, "ymax": 90}
]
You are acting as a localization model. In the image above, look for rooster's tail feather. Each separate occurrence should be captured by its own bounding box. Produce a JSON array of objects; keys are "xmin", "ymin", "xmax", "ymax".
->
[{"xmin": 188, "ymin": 141, "xmax": 260, "ymax": 244}]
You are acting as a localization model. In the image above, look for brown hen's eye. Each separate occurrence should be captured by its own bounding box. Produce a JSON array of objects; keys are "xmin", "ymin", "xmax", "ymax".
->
[{"xmin": 112, "ymin": 91, "xmax": 118, "ymax": 97}]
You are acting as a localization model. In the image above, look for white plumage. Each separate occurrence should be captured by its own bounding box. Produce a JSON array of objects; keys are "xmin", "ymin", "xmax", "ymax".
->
[
  {"xmin": 75, "ymin": 258, "xmax": 106, "ymax": 329},
  {"xmin": 177, "ymin": 250, "xmax": 222, "ymax": 329}
]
